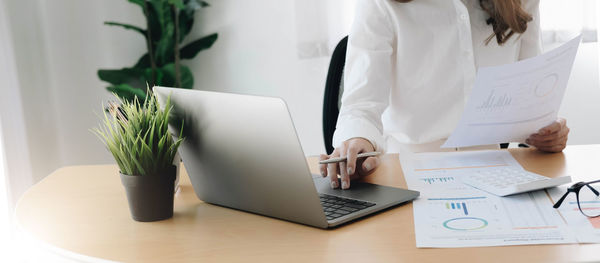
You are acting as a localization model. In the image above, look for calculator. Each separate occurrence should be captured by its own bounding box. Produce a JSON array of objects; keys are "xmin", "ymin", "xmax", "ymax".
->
[{"xmin": 461, "ymin": 167, "xmax": 572, "ymax": 196}]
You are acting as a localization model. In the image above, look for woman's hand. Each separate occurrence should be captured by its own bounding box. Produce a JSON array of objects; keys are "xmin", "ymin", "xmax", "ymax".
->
[
  {"xmin": 319, "ymin": 138, "xmax": 380, "ymax": 189},
  {"xmin": 526, "ymin": 118, "xmax": 569, "ymax": 153}
]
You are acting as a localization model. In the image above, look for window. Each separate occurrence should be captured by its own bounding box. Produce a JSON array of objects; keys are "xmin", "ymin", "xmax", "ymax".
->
[
  {"xmin": 0, "ymin": 1, "xmax": 24, "ymax": 260},
  {"xmin": 0, "ymin": 124, "xmax": 16, "ymax": 262},
  {"xmin": 540, "ymin": 0, "xmax": 597, "ymax": 45},
  {"xmin": 296, "ymin": 0, "xmax": 598, "ymax": 58}
]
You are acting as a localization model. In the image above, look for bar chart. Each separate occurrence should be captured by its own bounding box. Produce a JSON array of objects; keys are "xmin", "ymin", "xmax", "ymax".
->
[
  {"xmin": 477, "ymin": 90, "xmax": 512, "ymax": 112},
  {"xmin": 446, "ymin": 201, "xmax": 468, "ymax": 215}
]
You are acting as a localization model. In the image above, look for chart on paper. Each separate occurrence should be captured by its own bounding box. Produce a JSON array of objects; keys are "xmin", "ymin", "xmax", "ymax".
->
[
  {"xmin": 400, "ymin": 151, "xmax": 577, "ymax": 247},
  {"xmin": 477, "ymin": 90, "xmax": 513, "ymax": 112},
  {"xmin": 403, "ymin": 150, "xmax": 520, "ymax": 192},
  {"xmin": 420, "ymin": 177, "xmax": 455, "ymax": 184},
  {"xmin": 443, "ymin": 35, "xmax": 582, "ymax": 148},
  {"xmin": 413, "ymin": 192, "xmax": 573, "ymax": 248}
]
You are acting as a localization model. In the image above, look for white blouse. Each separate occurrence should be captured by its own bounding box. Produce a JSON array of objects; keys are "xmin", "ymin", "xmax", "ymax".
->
[{"xmin": 332, "ymin": 0, "xmax": 542, "ymax": 152}]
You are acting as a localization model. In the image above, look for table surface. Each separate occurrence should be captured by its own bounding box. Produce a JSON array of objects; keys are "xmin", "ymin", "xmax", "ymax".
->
[{"xmin": 15, "ymin": 145, "xmax": 600, "ymax": 263}]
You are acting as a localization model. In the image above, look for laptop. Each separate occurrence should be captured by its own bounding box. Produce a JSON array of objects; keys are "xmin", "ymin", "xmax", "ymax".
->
[{"xmin": 154, "ymin": 86, "xmax": 419, "ymax": 228}]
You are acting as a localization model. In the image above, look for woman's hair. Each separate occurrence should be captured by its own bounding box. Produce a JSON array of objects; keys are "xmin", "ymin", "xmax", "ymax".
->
[{"xmin": 394, "ymin": 0, "xmax": 533, "ymax": 45}]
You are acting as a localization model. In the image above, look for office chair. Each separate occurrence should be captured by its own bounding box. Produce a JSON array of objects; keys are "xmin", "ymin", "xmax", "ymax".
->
[
  {"xmin": 323, "ymin": 36, "xmax": 348, "ymax": 154},
  {"xmin": 321, "ymin": 36, "xmax": 525, "ymax": 153}
]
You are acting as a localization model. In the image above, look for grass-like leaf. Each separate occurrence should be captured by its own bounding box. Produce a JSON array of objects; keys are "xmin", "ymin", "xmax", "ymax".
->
[{"xmin": 92, "ymin": 89, "xmax": 184, "ymax": 176}]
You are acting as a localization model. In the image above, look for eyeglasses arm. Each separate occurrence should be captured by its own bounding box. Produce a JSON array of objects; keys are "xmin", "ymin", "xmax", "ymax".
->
[
  {"xmin": 553, "ymin": 191, "xmax": 571, "ymax": 209},
  {"xmin": 586, "ymin": 184, "xmax": 600, "ymax": 196}
]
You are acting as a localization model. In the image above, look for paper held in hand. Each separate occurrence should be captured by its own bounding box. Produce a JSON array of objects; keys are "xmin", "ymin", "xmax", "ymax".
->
[{"xmin": 442, "ymin": 35, "xmax": 582, "ymax": 148}]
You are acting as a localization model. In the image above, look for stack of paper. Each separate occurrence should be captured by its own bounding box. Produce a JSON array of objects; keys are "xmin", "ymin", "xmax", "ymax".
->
[
  {"xmin": 400, "ymin": 150, "xmax": 577, "ymax": 248},
  {"xmin": 443, "ymin": 35, "xmax": 581, "ymax": 148}
]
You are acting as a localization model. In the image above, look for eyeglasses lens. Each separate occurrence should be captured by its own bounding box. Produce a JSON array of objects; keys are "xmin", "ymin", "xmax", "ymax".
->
[{"xmin": 578, "ymin": 182, "xmax": 600, "ymax": 217}]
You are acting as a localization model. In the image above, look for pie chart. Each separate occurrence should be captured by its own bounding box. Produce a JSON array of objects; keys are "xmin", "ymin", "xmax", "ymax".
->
[
  {"xmin": 443, "ymin": 217, "xmax": 488, "ymax": 231},
  {"xmin": 535, "ymin": 73, "xmax": 558, "ymax": 97}
]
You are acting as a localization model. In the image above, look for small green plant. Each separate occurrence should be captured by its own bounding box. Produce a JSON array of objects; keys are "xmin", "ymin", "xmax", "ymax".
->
[
  {"xmin": 98, "ymin": 0, "xmax": 218, "ymax": 102},
  {"xmin": 93, "ymin": 90, "xmax": 183, "ymax": 176}
]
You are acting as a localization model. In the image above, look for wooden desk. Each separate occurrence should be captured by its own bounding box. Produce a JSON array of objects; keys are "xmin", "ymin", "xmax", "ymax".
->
[{"xmin": 15, "ymin": 145, "xmax": 600, "ymax": 262}]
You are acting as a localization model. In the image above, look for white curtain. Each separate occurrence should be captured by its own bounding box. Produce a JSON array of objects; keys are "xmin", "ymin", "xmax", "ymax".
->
[
  {"xmin": 0, "ymin": 1, "xmax": 31, "ymax": 260},
  {"xmin": 0, "ymin": 0, "xmax": 33, "ymax": 209},
  {"xmin": 540, "ymin": 0, "xmax": 598, "ymax": 44},
  {"xmin": 293, "ymin": 0, "xmax": 356, "ymax": 59}
]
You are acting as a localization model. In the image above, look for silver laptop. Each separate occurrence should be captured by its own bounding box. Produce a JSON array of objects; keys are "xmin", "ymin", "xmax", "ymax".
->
[{"xmin": 154, "ymin": 86, "xmax": 419, "ymax": 228}]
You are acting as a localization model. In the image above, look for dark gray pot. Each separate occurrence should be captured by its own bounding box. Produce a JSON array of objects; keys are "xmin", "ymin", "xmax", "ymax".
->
[{"xmin": 120, "ymin": 165, "xmax": 176, "ymax": 222}]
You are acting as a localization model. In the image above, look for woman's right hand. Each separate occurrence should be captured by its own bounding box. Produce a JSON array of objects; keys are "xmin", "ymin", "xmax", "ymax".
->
[{"xmin": 319, "ymin": 138, "xmax": 381, "ymax": 189}]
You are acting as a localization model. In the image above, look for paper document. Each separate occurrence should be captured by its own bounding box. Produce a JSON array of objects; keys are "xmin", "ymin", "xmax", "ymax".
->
[
  {"xmin": 400, "ymin": 151, "xmax": 576, "ymax": 247},
  {"xmin": 443, "ymin": 35, "xmax": 582, "ymax": 148},
  {"xmin": 548, "ymin": 186, "xmax": 600, "ymax": 243}
]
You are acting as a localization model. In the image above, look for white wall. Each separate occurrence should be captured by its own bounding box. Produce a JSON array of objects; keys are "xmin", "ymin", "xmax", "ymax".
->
[
  {"xmin": 558, "ymin": 42, "xmax": 600, "ymax": 145},
  {"xmin": 188, "ymin": 0, "xmax": 329, "ymax": 156},
  {"xmin": 38, "ymin": 0, "xmax": 147, "ymax": 167}
]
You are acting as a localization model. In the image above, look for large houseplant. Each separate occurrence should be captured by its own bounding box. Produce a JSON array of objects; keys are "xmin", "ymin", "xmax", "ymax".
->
[
  {"xmin": 93, "ymin": 91, "xmax": 183, "ymax": 222},
  {"xmin": 98, "ymin": 0, "xmax": 218, "ymax": 102}
]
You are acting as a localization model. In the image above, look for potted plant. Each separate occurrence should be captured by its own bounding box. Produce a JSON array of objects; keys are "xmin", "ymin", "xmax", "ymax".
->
[
  {"xmin": 93, "ymin": 90, "xmax": 183, "ymax": 222},
  {"xmin": 98, "ymin": 0, "xmax": 218, "ymax": 102}
]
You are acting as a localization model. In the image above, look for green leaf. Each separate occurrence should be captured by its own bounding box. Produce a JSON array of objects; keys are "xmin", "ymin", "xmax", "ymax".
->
[
  {"xmin": 98, "ymin": 68, "xmax": 144, "ymax": 86},
  {"xmin": 106, "ymin": 83, "xmax": 147, "ymax": 102},
  {"xmin": 134, "ymin": 53, "xmax": 150, "ymax": 68},
  {"xmin": 127, "ymin": 0, "xmax": 145, "ymax": 8},
  {"xmin": 179, "ymin": 33, "xmax": 218, "ymax": 59},
  {"xmin": 98, "ymin": 67, "xmax": 148, "ymax": 95},
  {"xmin": 128, "ymin": 1, "xmax": 217, "ymax": 68},
  {"xmin": 168, "ymin": 0, "xmax": 185, "ymax": 9},
  {"xmin": 134, "ymin": 1, "xmax": 163, "ymax": 63},
  {"xmin": 143, "ymin": 67, "xmax": 164, "ymax": 86},
  {"xmin": 93, "ymin": 92, "xmax": 184, "ymax": 175},
  {"xmin": 149, "ymin": 0, "xmax": 175, "ymax": 66},
  {"xmin": 104, "ymin": 21, "xmax": 146, "ymax": 37},
  {"xmin": 178, "ymin": 5, "xmax": 195, "ymax": 42},
  {"xmin": 160, "ymin": 63, "xmax": 194, "ymax": 89},
  {"xmin": 177, "ymin": 1, "xmax": 209, "ymax": 43}
]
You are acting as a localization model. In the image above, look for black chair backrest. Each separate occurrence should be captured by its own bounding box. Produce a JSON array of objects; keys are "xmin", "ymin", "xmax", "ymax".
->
[{"xmin": 322, "ymin": 36, "xmax": 348, "ymax": 154}]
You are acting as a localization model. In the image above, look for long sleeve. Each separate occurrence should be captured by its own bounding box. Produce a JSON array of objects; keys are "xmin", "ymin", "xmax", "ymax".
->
[
  {"xmin": 519, "ymin": 0, "xmax": 542, "ymax": 59},
  {"xmin": 332, "ymin": 0, "xmax": 395, "ymax": 152}
]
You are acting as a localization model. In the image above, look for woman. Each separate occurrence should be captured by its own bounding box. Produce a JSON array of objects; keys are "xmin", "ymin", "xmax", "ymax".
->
[{"xmin": 319, "ymin": 0, "xmax": 570, "ymax": 189}]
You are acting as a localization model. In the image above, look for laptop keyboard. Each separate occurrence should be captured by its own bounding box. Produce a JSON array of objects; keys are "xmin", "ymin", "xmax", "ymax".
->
[{"xmin": 319, "ymin": 194, "xmax": 376, "ymax": 221}]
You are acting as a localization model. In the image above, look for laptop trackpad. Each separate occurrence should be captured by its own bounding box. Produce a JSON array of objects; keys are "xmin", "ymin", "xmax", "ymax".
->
[{"xmin": 311, "ymin": 175, "xmax": 418, "ymax": 205}]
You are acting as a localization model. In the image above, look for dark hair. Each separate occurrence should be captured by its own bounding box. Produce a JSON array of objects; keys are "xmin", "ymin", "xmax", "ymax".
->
[{"xmin": 394, "ymin": 0, "xmax": 533, "ymax": 45}]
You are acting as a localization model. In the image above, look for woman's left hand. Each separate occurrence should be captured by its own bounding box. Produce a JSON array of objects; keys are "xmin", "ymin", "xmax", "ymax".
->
[{"xmin": 525, "ymin": 118, "xmax": 569, "ymax": 153}]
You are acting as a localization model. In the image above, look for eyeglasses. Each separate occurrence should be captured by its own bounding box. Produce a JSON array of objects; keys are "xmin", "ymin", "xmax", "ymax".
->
[{"xmin": 553, "ymin": 179, "xmax": 600, "ymax": 218}]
